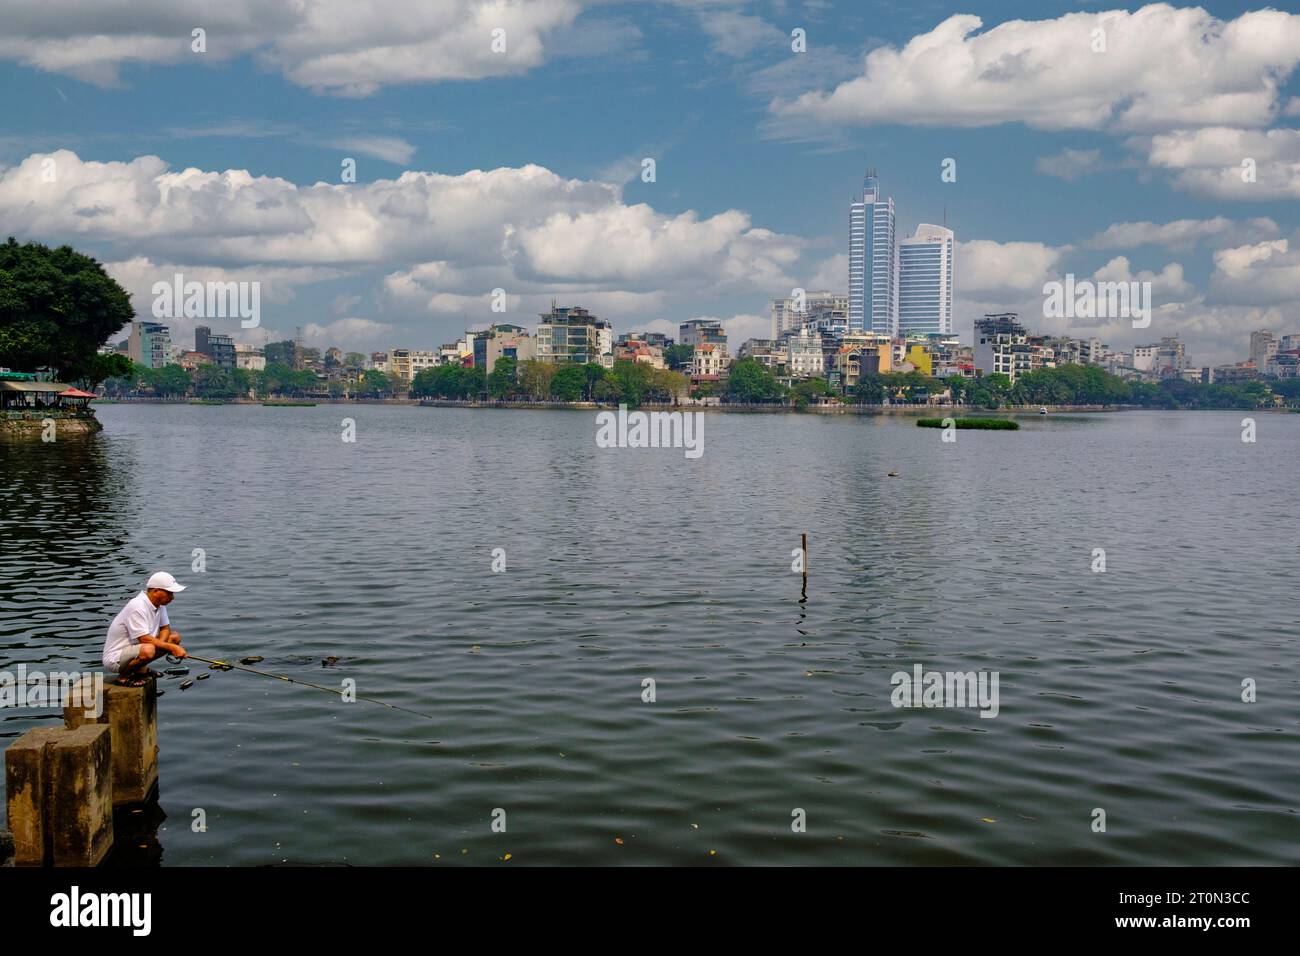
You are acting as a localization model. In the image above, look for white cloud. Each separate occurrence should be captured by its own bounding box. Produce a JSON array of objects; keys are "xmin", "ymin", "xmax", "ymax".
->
[
  {"xmin": 0, "ymin": 0, "xmax": 582, "ymax": 95},
  {"xmin": 770, "ymin": 6, "xmax": 1300, "ymax": 133},
  {"xmin": 102, "ymin": 255, "xmax": 340, "ymax": 347},
  {"xmin": 1092, "ymin": 256, "xmax": 1193, "ymax": 300},
  {"xmin": 1084, "ymin": 216, "xmax": 1281, "ymax": 250},
  {"xmin": 956, "ymin": 239, "xmax": 1068, "ymax": 298},
  {"xmin": 1136, "ymin": 126, "xmax": 1300, "ymax": 199},
  {"xmin": 1208, "ymin": 238, "xmax": 1300, "ymax": 305},
  {"xmin": 302, "ymin": 317, "xmax": 394, "ymax": 348}
]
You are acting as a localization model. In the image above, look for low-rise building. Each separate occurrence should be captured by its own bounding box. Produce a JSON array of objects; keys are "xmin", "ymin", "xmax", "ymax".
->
[
  {"xmin": 785, "ymin": 329, "xmax": 824, "ymax": 378},
  {"xmin": 691, "ymin": 343, "xmax": 729, "ymax": 379},
  {"xmin": 235, "ymin": 343, "xmax": 266, "ymax": 371}
]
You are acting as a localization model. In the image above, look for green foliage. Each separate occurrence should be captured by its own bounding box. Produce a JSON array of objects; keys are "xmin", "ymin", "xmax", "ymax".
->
[
  {"xmin": 726, "ymin": 358, "xmax": 786, "ymax": 403},
  {"xmin": 488, "ymin": 356, "xmax": 518, "ymax": 398},
  {"xmin": 129, "ymin": 363, "xmax": 193, "ymax": 397},
  {"xmin": 193, "ymin": 365, "xmax": 249, "ymax": 399},
  {"xmin": 549, "ymin": 364, "xmax": 587, "ymax": 401},
  {"xmin": 361, "ymin": 369, "xmax": 392, "ymax": 397},
  {"xmin": 410, "ymin": 364, "xmax": 484, "ymax": 399},
  {"xmin": 517, "ymin": 360, "xmax": 555, "ymax": 400},
  {"xmin": 264, "ymin": 341, "xmax": 297, "ymax": 366},
  {"xmin": 917, "ymin": 417, "xmax": 1019, "ymax": 430},
  {"xmin": 81, "ymin": 352, "xmax": 134, "ymax": 387},
  {"xmin": 663, "ymin": 344, "xmax": 694, "ymax": 371},
  {"xmin": 1009, "ymin": 364, "xmax": 1277, "ymax": 410},
  {"xmin": 790, "ymin": 377, "xmax": 835, "ymax": 408},
  {"xmin": 609, "ymin": 359, "xmax": 649, "ymax": 406},
  {"xmin": 260, "ymin": 362, "xmax": 320, "ymax": 397},
  {"xmin": 0, "ymin": 237, "xmax": 135, "ymax": 380}
]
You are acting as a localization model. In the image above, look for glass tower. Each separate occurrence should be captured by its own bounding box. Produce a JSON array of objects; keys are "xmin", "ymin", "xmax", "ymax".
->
[{"xmin": 848, "ymin": 171, "xmax": 897, "ymax": 335}]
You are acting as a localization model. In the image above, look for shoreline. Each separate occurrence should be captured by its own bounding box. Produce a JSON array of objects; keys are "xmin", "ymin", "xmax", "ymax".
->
[{"xmin": 90, "ymin": 398, "xmax": 1300, "ymax": 414}]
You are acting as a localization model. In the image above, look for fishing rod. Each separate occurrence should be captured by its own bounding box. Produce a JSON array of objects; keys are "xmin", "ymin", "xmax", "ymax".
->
[{"xmin": 175, "ymin": 654, "xmax": 435, "ymax": 720}]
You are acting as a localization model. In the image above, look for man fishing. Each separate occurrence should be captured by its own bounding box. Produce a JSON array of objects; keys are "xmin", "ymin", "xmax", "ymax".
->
[{"xmin": 103, "ymin": 572, "xmax": 188, "ymax": 686}]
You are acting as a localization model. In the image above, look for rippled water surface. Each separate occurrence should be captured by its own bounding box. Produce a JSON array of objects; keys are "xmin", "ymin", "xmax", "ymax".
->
[{"xmin": 2, "ymin": 404, "xmax": 1297, "ymax": 865}]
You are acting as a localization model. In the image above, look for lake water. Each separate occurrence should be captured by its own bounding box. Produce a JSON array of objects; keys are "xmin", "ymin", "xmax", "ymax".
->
[{"xmin": 2, "ymin": 404, "xmax": 1297, "ymax": 865}]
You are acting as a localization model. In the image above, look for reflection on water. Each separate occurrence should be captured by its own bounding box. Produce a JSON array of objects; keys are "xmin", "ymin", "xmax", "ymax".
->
[{"xmin": 1, "ymin": 405, "xmax": 1298, "ymax": 865}]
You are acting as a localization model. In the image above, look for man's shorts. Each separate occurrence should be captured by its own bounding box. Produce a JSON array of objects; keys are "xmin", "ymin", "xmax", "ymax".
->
[{"xmin": 104, "ymin": 643, "xmax": 143, "ymax": 674}]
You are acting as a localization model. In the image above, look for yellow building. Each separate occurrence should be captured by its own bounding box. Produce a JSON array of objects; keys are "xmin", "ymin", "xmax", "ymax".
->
[{"xmin": 905, "ymin": 343, "xmax": 933, "ymax": 376}]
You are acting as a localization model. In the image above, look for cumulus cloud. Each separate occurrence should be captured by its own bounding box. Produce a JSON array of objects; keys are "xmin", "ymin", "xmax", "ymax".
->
[
  {"xmin": 0, "ymin": 0, "xmax": 581, "ymax": 95},
  {"xmin": 1135, "ymin": 126, "xmax": 1300, "ymax": 199},
  {"xmin": 0, "ymin": 149, "xmax": 807, "ymax": 350},
  {"xmin": 1092, "ymin": 256, "xmax": 1193, "ymax": 300},
  {"xmin": 1084, "ymin": 216, "xmax": 1281, "ymax": 250},
  {"xmin": 302, "ymin": 317, "xmax": 394, "ymax": 348},
  {"xmin": 956, "ymin": 239, "xmax": 1069, "ymax": 298},
  {"xmin": 101, "ymin": 255, "xmax": 341, "ymax": 346},
  {"xmin": 770, "ymin": 6, "xmax": 1300, "ymax": 133},
  {"xmin": 1208, "ymin": 238, "xmax": 1300, "ymax": 305}
]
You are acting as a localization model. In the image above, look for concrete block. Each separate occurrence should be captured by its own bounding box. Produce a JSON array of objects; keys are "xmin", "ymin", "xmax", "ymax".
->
[
  {"xmin": 48, "ymin": 724, "xmax": 113, "ymax": 867},
  {"xmin": 64, "ymin": 675, "xmax": 158, "ymax": 806},
  {"xmin": 3, "ymin": 726, "xmax": 64, "ymax": 866}
]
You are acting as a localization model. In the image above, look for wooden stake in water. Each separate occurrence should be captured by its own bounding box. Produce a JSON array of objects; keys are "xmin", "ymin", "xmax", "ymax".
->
[{"xmin": 801, "ymin": 533, "xmax": 808, "ymax": 580}]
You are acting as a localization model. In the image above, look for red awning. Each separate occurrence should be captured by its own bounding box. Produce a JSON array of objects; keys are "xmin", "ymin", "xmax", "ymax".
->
[{"xmin": 57, "ymin": 389, "xmax": 97, "ymax": 398}]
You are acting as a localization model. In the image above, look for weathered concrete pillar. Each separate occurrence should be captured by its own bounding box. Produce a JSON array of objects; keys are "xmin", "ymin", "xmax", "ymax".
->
[
  {"xmin": 64, "ymin": 674, "xmax": 158, "ymax": 806},
  {"xmin": 3, "ymin": 726, "xmax": 65, "ymax": 866},
  {"xmin": 48, "ymin": 724, "xmax": 113, "ymax": 867}
]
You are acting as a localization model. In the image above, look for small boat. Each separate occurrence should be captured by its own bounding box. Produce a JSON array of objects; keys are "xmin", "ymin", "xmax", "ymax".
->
[{"xmin": 1038, "ymin": 407, "xmax": 1047, "ymax": 415}]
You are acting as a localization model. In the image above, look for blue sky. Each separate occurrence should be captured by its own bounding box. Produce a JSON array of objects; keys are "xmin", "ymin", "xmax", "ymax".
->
[{"xmin": 1, "ymin": 0, "xmax": 1297, "ymax": 365}]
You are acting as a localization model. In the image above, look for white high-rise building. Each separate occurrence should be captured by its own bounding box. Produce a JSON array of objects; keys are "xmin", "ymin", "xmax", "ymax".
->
[
  {"xmin": 848, "ymin": 171, "xmax": 897, "ymax": 336},
  {"xmin": 898, "ymin": 224, "xmax": 955, "ymax": 337}
]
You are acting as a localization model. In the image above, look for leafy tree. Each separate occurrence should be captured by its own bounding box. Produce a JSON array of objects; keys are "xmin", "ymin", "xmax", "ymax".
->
[
  {"xmin": 141, "ymin": 363, "xmax": 193, "ymax": 397},
  {"xmin": 344, "ymin": 352, "xmax": 367, "ymax": 368},
  {"xmin": 193, "ymin": 365, "xmax": 249, "ymax": 399},
  {"xmin": 264, "ymin": 341, "xmax": 297, "ymax": 367},
  {"xmin": 582, "ymin": 362, "xmax": 607, "ymax": 401},
  {"xmin": 488, "ymin": 356, "xmax": 518, "ymax": 399},
  {"xmin": 855, "ymin": 374, "xmax": 887, "ymax": 404},
  {"xmin": 0, "ymin": 237, "xmax": 135, "ymax": 381},
  {"xmin": 647, "ymin": 367, "xmax": 689, "ymax": 404},
  {"xmin": 791, "ymin": 377, "xmax": 834, "ymax": 407},
  {"xmin": 361, "ymin": 369, "xmax": 392, "ymax": 397},
  {"xmin": 549, "ymin": 364, "xmax": 587, "ymax": 401},
  {"xmin": 609, "ymin": 359, "xmax": 651, "ymax": 406},
  {"xmin": 517, "ymin": 360, "xmax": 556, "ymax": 400},
  {"xmin": 81, "ymin": 352, "xmax": 134, "ymax": 388},
  {"xmin": 663, "ymin": 343, "xmax": 694, "ymax": 371},
  {"xmin": 726, "ymin": 358, "xmax": 785, "ymax": 403}
]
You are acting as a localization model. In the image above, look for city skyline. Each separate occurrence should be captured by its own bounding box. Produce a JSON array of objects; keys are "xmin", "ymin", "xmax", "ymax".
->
[{"xmin": 2, "ymin": 2, "xmax": 1299, "ymax": 366}]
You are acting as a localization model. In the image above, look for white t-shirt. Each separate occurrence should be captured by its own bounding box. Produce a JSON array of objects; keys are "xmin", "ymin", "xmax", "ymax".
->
[{"xmin": 103, "ymin": 591, "xmax": 169, "ymax": 669}]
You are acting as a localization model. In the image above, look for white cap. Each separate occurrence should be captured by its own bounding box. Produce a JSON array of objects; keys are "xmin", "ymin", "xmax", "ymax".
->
[{"xmin": 146, "ymin": 571, "xmax": 187, "ymax": 593}]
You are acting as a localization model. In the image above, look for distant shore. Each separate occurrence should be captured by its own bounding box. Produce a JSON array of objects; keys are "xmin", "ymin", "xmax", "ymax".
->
[{"xmin": 89, "ymin": 397, "xmax": 1297, "ymax": 414}]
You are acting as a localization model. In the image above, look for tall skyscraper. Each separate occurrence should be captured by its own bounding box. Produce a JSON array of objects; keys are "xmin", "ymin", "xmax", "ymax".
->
[
  {"xmin": 848, "ymin": 170, "xmax": 897, "ymax": 336},
  {"xmin": 898, "ymin": 224, "xmax": 955, "ymax": 336}
]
